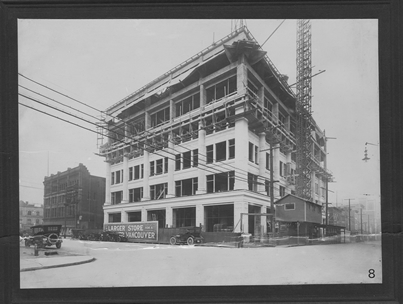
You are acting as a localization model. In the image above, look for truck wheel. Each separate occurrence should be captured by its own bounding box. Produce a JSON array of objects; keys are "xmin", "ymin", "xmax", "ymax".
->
[
  {"xmin": 170, "ymin": 237, "xmax": 177, "ymax": 245},
  {"xmin": 187, "ymin": 237, "xmax": 194, "ymax": 245}
]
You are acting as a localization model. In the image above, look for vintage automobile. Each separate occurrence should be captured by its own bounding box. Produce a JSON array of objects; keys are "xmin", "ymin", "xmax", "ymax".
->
[
  {"xmin": 170, "ymin": 226, "xmax": 203, "ymax": 245},
  {"xmin": 24, "ymin": 224, "xmax": 63, "ymax": 249},
  {"xmin": 99, "ymin": 231, "xmax": 128, "ymax": 242}
]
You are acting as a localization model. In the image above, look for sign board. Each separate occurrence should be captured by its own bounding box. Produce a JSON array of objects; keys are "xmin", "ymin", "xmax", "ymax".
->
[{"xmin": 103, "ymin": 221, "xmax": 158, "ymax": 242}]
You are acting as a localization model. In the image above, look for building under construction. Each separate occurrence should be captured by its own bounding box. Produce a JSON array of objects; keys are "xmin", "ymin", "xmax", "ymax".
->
[{"xmin": 98, "ymin": 25, "xmax": 331, "ymax": 237}]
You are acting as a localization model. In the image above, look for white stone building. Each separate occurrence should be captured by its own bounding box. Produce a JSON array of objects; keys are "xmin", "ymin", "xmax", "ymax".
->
[{"xmin": 98, "ymin": 27, "xmax": 328, "ymax": 236}]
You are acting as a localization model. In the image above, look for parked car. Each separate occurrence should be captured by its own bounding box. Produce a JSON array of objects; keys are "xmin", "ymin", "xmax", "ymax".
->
[
  {"xmin": 99, "ymin": 231, "xmax": 127, "ymax": 242},
  {"xmin": 170, "ymin": 227, "xmax": 203, "ymax": 245},
  {"xmin": 24, "ymin": 224, "xmax": 63, "ymax": 249}
]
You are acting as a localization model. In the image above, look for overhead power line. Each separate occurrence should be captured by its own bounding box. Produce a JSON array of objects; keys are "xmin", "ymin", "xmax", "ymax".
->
[
  {"xmin": 19, "ymin": 75, "xmax": 285, "ymax": 191},
  {"xmin": 261, "ymin": 19, "xmax": 286, "ymax": 47}
]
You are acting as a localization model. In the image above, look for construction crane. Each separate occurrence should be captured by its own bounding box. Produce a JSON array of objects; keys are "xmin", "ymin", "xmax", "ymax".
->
[{"xmin": 295, "ymin": 19, "xmax": 314, "ymax": 200}]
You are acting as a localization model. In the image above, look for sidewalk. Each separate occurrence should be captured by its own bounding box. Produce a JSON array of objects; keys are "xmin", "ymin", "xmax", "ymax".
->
[
  {"xmin": 20, "ymin": 244, "xmax": 95, "ymax": 272},
  {"xmin": 20, "ymin": 255, "xmax": 96, "ymax": 272}
]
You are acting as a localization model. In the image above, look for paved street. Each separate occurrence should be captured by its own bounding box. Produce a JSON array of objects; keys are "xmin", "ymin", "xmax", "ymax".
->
[{"xmin": 20, "ymin": 239, "xmax": 382, "ymax": 288}]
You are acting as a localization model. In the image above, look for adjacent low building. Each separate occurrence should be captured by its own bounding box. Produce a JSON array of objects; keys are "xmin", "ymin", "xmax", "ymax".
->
[
  {"xmin": 98, "ymin": 26, "xmax": 329, "ymax": 239},
  {"xmin": 19, "ymin": 200, "xmax": 43, "ymax": 233},
  {"xmin": 43, "ymin": 163, "xmax": 106, "ymax": 236}
]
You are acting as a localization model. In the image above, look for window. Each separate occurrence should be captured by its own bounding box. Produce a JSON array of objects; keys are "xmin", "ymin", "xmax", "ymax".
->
[
  {"xmin": 279, "ymin": 186, "xmax": 286, "ymax": 197},
  {"xmin": 266, "ymin": 153, "xmax": 270, "ymax": 170},
  {"xmin": 255, "ymin": 146, "xmax": 259, "ymax": 164},
  {"xmin": 27, "ymin": 211, "xmax": 32, "ymax": 215},
  {"xmin": 216, "ymin": 141, "xmax": 226, "ymax": 162},
  {"xmin": 176, "ymin": 93, "xmax": 200, "ymax": 117},
  {"xmin": 109, "ymin": 213, "xmax": 121, "ymax": 223},
  {"xmin": 151, "ymin": 107, "xmax": 170, "ymax": 127},
  {"xmin": 207, "ymin": 145, "xmax": 214, "ymax": 164},
  {"xmin": 174, "ymin": 207, "xmax": 196, "ymax": 228},
  {"xmin": 128, "ymin": 211, "xmax": 142, "ymax": 222},
  {"xmin": 156, "ymin": 159, "xmax": 163, "ymax": 174},
  {"xmin": 183, "ymin": 151, "xmax": 191, "ymax": 169},
  {"xmin": 285, "ymin": 203, "xmax": 295, "ymax": 210},
  {"xmin": 164, "ymin": 157, "xmax": 168, "ymax": 173},
  {"xmin": 150, "ymin": 183, "xmax": 167, "ymax": 200},
  {"xmin": 315, "ymin": 183, "xmax": 319, "ymax": 195},
  {"xmin": 129, "ymin": 187, "xmax": 143, "ymax": 203},
  {"xmin": 129, "ymin": 167, "xmax": 133, "ymax": 181},
  {"xmin": 111, "ymin": 172, "xmax": 115, "ymax": 185},
  {"xmin": 175, "ymin": 178, "xmax": 198, "ymax": 197},
  {"xmin": 147, "ymin": 210, "xmax": 166, "ymax": 228},
  {"xmin": 205, "ymin": 76, "xmax": 237, "ymax": 103},
  {"xmin": 229, "ymin": 139, "xmax": 235, "ymax": 159},
  {"xmin": 249, "ymin": 142, "xmax": 254, "ymax": 162},
  {"xmin": 111, "ymin": 191, "xmax": 123, "ymax": 205},
  {"xmin": 205, "ymin": 204, "xmax": 234, "ymax": 232},
  {"xmin": 175, "ymin": 154, "xmax": 181, "ymax": 171},
  {"xmin": 207, "ymin": 171, "xmax": 235, "ymax": 193},
  {"xmin": 150, "ymin": 161, "xmax": 155, "ymax": 176},
  {"xmin": 248, "ymin": 173, "xmax": 258, "ymax": 192},
  {"xmin": 193, "ymin": 149, "xmax": 198, "ymax": 167},
  {"xmin": 134, "ymin": 165, "xmax": 140, "ymax": 180},
  {"xmin": 116, "ymin": 170, "xmax": 121, "ymax": 184},
  {"xmin": 279, "ymin": 161, "xmax": 284, "ymax": 177}
]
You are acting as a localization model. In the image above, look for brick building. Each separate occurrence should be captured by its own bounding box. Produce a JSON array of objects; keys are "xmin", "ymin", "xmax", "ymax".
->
[{"xmin": 43, "ymin": 163, "xmax": 106, "ymax": 236}]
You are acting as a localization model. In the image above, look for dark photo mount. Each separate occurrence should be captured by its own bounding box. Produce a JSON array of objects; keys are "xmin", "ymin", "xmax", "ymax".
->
[{"xmin": 1, "ymin": 1, "xmax": 402, "ymax": 303}]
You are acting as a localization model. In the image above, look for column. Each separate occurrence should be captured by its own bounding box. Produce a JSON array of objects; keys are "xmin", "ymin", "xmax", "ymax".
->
[
  {"xmin": 234, "ymin": 201, "xmax": 248, "ymax": 233},
  {"xmin": 258, "ymin": 132, "xmax": 266, "ymax": 194},
  {"xmin": 234, "ymin": 114, "xmax": 248, "ymax": 190},
  {"xmin": 257, "ymin": 86, "xmax": 264, "ymax": 107},
  {"xmin": 273, "ymin": 143, "xmax": 280, "ymax": 197},
  {"xmin": 121, "ymin": 210, "xmax": 128, "ymax": 223},
  {"xmin": 165, "ymin": 206, "xmax": 173, "ymax": 228},
  {"xmin": 237, "ymin": 55, "xmax": 247, "ymax": 96},
  {"xmin": 196, "ymin": 120, "xmax": 206, "ymax": 194},
  {"xmin": 142, "ymin": 150, "xmax": 150, "ymax": 201},
  {"xmin": 103, "ymin": 211, "xmax": 109, "ymax": 224},
  {"xmin": 105, "ymin": 161, "xmax": 111, "ymax": 205},
  {"xmin": 141, "ymin": 207, "xmax": 147, "ymax": 222},
  {"xmin": 260, "ymin": 205, "xmax": 267, "ymax": 235},
  {"xmin": 122, "ymin": 156, "xmax": 129, "ymax": 203},
  {"xmin": 166, "ymin": 134, "xmax": 175, "ymax": 198},
  {"xmin": 196, "ymin": 204, "xmax": 204, "ymax": 231},
  {"xmin": 272, "ymin": 103, "xmax": 279, "ymax": 124}
]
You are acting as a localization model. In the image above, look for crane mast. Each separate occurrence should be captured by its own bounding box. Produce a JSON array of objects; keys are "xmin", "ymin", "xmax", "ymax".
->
[{"xmin": 295, "ymin": 19, "xmax": 314, "ymax": 200}]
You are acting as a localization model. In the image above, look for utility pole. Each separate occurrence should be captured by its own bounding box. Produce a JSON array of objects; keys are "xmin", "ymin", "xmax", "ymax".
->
[
  {"xmin": 344, "ymin": 198, "xmax": 355, "ymax": 231},
  {"xmin": 270, "ymin": 144, "xmax": 275, "ymax": 234}
]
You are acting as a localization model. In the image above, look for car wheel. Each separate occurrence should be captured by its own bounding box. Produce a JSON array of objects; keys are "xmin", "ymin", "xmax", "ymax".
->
[
  {"xmin": 56, "ymin": 242, "xmax": 61, "ymax": 249},
  {"xmin": 170, "ymin": 237, "xmax": 177, "ymax": 245},
  {"xmin": 187, "ymin": 237, "xmax": 194, "ymax": 245}
]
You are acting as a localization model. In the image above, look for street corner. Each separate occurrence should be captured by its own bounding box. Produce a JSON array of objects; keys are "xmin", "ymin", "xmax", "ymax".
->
[{"xmin": 20, "ymin": 244, "xmax": 96, "ymax": 272}]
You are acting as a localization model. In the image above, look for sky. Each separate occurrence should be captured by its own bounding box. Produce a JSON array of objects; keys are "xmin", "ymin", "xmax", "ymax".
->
[{"xmin": 18, "ymin": 19, "xmax": 380, "ymax": 208}]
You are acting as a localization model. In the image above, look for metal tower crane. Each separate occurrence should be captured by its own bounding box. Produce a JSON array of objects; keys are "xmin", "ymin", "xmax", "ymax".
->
[{"xmin": 295, "ymin": 19, "xmax": 314, "ymax": 200}]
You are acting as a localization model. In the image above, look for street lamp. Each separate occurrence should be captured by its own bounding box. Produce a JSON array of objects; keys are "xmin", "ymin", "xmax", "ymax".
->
[{"xmin": 362, "ymin": 142, "xmax": 378, "ymax": 162}]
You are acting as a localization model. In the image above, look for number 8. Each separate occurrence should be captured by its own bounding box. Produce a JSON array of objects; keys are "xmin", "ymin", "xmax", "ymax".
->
[{"xmin": 368, "ymin": 269, "xmax": 375, "ymax": 278}]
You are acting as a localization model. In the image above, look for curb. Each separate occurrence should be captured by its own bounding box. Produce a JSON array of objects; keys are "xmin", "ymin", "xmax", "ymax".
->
[{"xmin": 21, "ymin": 257, "xmax": 96, "ymax": 272}]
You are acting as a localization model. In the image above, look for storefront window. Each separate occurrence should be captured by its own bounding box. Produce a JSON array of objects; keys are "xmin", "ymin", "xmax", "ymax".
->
[
  {"xmin": 205, "ymin": 204, "xmax": 234, "ymax": 232},
  {"xmin": 174, "ymin": 207, "xmax": 196, "ymax": 228}
]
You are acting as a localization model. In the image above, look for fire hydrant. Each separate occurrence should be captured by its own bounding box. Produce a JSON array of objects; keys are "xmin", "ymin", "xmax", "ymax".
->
[{"xmin": 34, "ymin": 244, "xmax": 38, "ymax": 256}]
